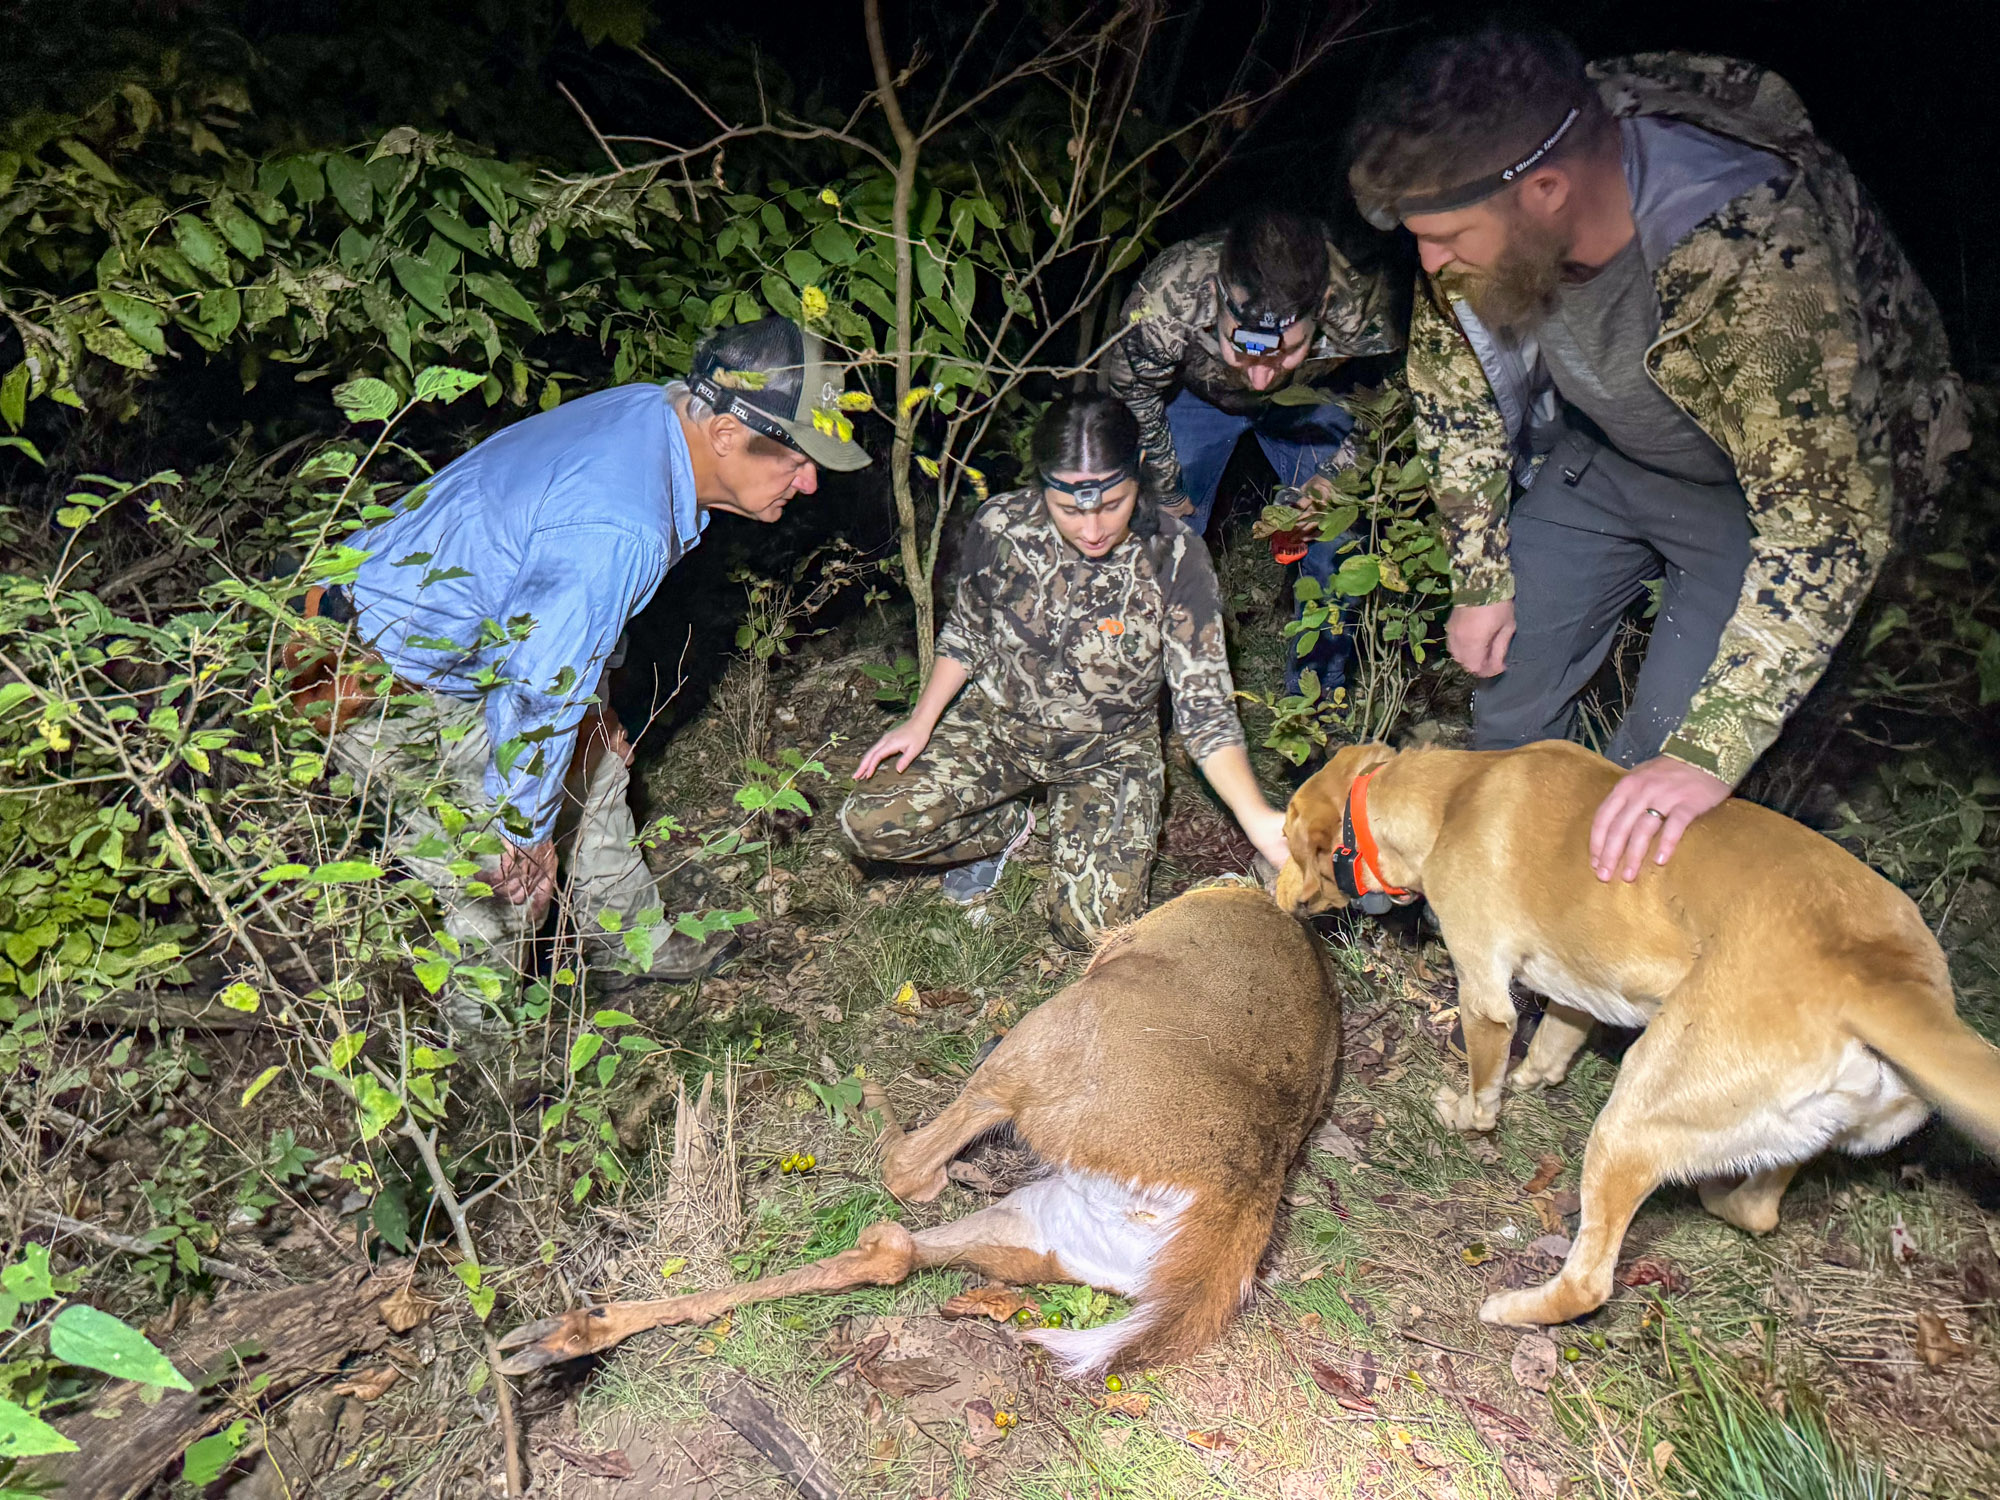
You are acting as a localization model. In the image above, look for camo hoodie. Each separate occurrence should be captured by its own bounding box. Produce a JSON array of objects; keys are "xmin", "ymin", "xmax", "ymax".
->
[
  {"xmin": 1102, "ymin": 231, "xmax": 1403, "ymax": 503},
  {"xmin": 1407, "ymin": 53, "xmax": 1967, "ymax": 785},
  {"xmin": 933, "ymin": 488, "xmax": 1247, "ymax": 761}
]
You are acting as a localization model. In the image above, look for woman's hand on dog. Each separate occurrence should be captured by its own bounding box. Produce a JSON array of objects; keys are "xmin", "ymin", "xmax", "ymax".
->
[{"xmin": 1590, "ymin": 756, "xmax": 1730, "ymax": 882}]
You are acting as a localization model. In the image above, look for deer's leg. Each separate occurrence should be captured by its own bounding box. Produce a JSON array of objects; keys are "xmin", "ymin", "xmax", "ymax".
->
[
  {"xmin": 497, "ymin": 1220, "xmax": 920, "ymax": 1374},
  {"xmin": 868, "ymin": 1078, "xmax": 1015, "ymax": 1204}
]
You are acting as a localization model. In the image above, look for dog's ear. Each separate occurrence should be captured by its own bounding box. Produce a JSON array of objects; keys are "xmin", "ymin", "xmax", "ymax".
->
[{"xmin": 1275, "ymin": 743, "xmax": 1401, "ymax": 914}]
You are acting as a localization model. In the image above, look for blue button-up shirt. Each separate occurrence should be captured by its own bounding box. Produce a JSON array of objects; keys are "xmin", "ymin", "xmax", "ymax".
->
[{"xmin": 348, "ymin": 383, "xmax": 706, "ymax": 844}]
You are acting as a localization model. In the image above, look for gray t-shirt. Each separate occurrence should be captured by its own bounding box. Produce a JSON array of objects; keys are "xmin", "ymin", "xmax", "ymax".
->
[
  {"xmin": 1534, "ymin": 115, "xmax": 1787, "ymax": 486},
  {"xmin": 1538, "ymin": 235, "xmax": 1737, "ymax": 484}
]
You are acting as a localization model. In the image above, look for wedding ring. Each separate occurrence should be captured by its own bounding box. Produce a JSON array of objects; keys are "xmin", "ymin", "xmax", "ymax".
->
[{"xmin": 1645, "ymin": 808, "xmax": 1667, "ymax": 821}]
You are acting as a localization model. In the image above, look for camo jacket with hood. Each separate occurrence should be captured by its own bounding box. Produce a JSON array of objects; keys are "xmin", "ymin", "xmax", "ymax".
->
[
  {"xmin": 933, "ymin": 487, "xmax": 1247, "ymax": 762},
  {"xmin": 1102, "ymin": 230, "xmax": 1403, "ymax": 504},
  {"xmin": 1407, "ymin": 53, "xmax": 1967, "ymax": 786}
]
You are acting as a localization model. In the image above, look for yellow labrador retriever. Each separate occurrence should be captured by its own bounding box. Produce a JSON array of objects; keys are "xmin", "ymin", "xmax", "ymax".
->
[{"xmin": 1277, "ymin": 740, "xmax": 2000, "ymax": 1328}]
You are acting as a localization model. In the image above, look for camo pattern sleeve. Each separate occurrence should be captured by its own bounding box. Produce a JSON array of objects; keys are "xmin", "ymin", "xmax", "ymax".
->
[
  {"xmin": 933, "ymin": 504, "xmax": 1000, "ymax": 673},
  {"xmin": 1404, "ymin": 283, "xmax": 1518, "ymax": 605},
  {"xmin": 1650, "ymin": 179, "xmax": 1893, "ymax": 785},
  {"xmin": 1158, "ymin": 524, "xmax": 1248, "ymax": 762},
  {"xmin": 1102, "ymin": 243, "xmax": 1201, "ymax": 502}
]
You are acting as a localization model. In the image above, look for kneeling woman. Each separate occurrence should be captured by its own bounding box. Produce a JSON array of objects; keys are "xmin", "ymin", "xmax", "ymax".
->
[{"xmin": 841, "ymin": 393, "xmax": 1291, "ymax": 948}]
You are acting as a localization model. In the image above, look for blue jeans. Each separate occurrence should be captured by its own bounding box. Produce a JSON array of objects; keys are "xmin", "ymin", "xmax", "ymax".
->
[{"xmin": 1165, "ymin": 388, "xmax": 1359, "ymax": 693}]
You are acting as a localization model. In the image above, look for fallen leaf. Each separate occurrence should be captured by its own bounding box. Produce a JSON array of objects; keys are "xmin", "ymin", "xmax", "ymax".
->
[
  {"xmin": 1309, "ymin": 1121, "xmax": 1365, "ymax": 1163},
  {"xmin": 378, "ymin": 1281, "xmax": 438, "ymax": 1333},
  {"xmin": 1355, "ymin": 1349, "xmax": 1381, "ymax": 1393},
  {"xmin": 891, "ymin": 980, "xmax": 920, "ymax": 1012},
  {"xmin": 1466, "ymin": 1136, "xmax": 1503, "ymax": 1166},
  {"xmin": 1531, "ymin": 1196, "xmax": 1567, "ymax": 1235},
  {"xmin": 330, "ymin": 1365, "xmax": 400, "ymax": 1401},
  {"xmin": 923, "ymin": 987, "xmax": 975, "ymax": 1008},
  {"xmin": 858, "ymin": 1355, "xmax": 958, "ymax": 1398},
  {"xmin": 1525, "ymin": 1234, "xmax": 1572, "ymax": 1259},
  {"xmin": 962, "ymin": 1398, "xmax": 1008, "ymax": 1451},
  {"xmin": 1547, "ymin": 1189, "xmax": 1580, "ymax": 1217},
  {"xmin": 1651, "ymin": 1439, "xmax": 1677, "ymax": 1476},
  {"xmin": 1890, "ymin": 1213, "xmax": 1918, "ymax": 1267},
  {"xmin": 1408, "ymin": 1438, "xmax": 1450, "ymax": 1469},
  {"xmin": 1915, "ymin": 1310, "xmax": 1969, "ymax": 1367},
  {"xmin": 1461, "ymin": 1242, "xmax": 1493, "ymax": 1267},
  {"xmin": 1504, "ymin": 1456, "xmax": 1561, "ymax": 1498},
  {"xmin": 1309, "ymin": 1362, "xmax": 1377, "ymax": 1412},
  {"xmin": 1298, "ymin": 1311, "xmax": 1323, "ymax": 1334},
  {"xmin": 1093, "ymin": 1388, "xmax": 1153, "ymax": 1417},
  {"xmin": 1466, "ymin": 1398, "xmax": 1532, "ymax": 1441},
  {"xmin": 1521, "ymin": 1154, "xmax": 1563, "ymax": 1194},
  {"xmin": 1184, "ymin": 1429, "xmax": 1241, "ymax": 1454},
  {"xmin": 1284, "ymin": 1190, "xmax": 1317, "ymax": 1207},
  {"xmin": 1510, "ymin": 1334, "xmax": 1559, "ymax": 1393},
  {"xmin": 542, "ymin": 1440, "xmax": 637, "ymax": 1479},
  {"xmin": 941, "ymin": 1285, "xmax": 1038, "ymax": 1323},
  {"xmin": 1617, "ymin": 1256, "xmax": 1689, "ymax": 1294}
]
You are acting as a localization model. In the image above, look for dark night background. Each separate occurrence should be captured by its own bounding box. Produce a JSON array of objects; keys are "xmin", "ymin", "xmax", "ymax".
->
[{"xmin": 6, "ymin": 0, "xmax": 1994, "ymax": 374}]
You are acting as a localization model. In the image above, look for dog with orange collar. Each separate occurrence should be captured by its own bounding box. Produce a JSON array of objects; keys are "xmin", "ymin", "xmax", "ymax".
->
[{"xmin": 1276, "ymin": 739, "xmax": 2000, "ymax": 1328}]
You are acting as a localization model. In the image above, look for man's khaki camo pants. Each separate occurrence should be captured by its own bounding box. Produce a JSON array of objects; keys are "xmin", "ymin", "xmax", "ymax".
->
[
  {"xmin": 838, "ymin": 697, "xmax": 1163, "ymax": 948},
  {"xmin": 329, "ymin": 690, "xmax": 659, "ymax": 1023}
]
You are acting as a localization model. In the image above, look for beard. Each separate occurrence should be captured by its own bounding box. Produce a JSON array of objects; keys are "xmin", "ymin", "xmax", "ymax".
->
[{"xmin": 1462, "ymin": 210, "xmax": 1569, "ymax": 342}]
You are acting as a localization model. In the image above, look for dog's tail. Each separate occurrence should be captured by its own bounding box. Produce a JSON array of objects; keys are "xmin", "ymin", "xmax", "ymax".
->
[
  {"xmin": 1024, "ymin": 1184, "xmax": 1273, "ymax": 1378},
  {"xmin": 1846, "ymin": 985, "xmax": 2000, "ymax": 1156}
]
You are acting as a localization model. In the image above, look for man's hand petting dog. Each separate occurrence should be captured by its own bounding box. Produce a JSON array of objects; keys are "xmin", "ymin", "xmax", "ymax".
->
[{"xmin": 1590, "ymin": 756, "xmax": 1730, "ymax": 882}]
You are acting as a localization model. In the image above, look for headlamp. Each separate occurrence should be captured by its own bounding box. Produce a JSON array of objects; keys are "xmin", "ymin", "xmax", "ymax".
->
[
  {"xmin": 1042, "ymin": 469, "xmax": 1133, "ymax": 513},
  {"xmin": 1221, "ymin": 286, "xmax": 1304, "ymax": 357},
  {"xmin": 1359, "ymin": 104, "xmax": 1583, "ymax": 231},
  {"xmin": 685, "ymin": 370, "xmax": 809, "ymax": 457}
]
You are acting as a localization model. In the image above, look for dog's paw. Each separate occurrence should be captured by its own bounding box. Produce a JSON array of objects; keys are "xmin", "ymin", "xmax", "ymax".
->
[
  {"xmin": 1432, "ymin": 1084, "xmax": 1499, "ymax": 1134},
  {"xmin": 1478, "ymin": 1288, "xmax": 1557, "ymax": 1328},
  {"xmin": 1506, "ymin": 1059, "xmax": 1566, "ymax": 1093}
]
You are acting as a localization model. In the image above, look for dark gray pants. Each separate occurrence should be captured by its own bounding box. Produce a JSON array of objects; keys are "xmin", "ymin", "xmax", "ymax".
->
[{"xmin": 1472, "ymin": 428, "xmax": 1753, "ymax": 766}]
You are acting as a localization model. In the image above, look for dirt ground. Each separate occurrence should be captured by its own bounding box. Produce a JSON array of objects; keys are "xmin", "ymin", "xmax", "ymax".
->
[{"xmin": 454, "ymin": 530, "xmax": 2000, "ymax": 1500}]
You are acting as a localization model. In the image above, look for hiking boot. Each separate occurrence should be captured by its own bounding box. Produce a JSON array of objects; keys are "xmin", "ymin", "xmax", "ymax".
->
[
  {"xmin": 590, "ymin": 929, "xmax": 740, "ymax": 992},
  {"xmin": 940, "ymin": 809, "xmax": 1034, "ymax": 905}
]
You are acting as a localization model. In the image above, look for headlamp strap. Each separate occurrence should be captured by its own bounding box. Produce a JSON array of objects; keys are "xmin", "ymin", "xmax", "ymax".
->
[
  {"xmin": 685, "ymin": 370, "xmax": 806, "ymax": 455},
  {"xmin": 1043, "ymin": 469, "xmax": 1132, "ymax": 510},
  {"xmin": 1381, "ymin": 104, "xmax": 1584, "ymax": 225}
]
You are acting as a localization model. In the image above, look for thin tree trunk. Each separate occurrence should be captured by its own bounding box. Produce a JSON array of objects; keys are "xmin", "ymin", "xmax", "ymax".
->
[{"xmin": 864, "ymin": 0, "xmax": 935, "ymax": 676}]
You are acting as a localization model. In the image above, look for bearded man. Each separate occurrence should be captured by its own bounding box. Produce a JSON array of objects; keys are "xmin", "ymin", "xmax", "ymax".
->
[{"xmin": 1348, "ymin": 30, "xmax": 1964, "ymax": 881}]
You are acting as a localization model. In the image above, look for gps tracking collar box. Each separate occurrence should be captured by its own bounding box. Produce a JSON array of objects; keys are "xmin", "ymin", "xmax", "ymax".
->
[{"xmin": 1042, "ymin": 469, "xmax": 1133, "ymax": 513}]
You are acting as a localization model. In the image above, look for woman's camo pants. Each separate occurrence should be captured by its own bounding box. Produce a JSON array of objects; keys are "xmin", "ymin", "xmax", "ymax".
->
[{"xmin": 838, "ymin": 697, "xmax": 1163, "ymax": 949}]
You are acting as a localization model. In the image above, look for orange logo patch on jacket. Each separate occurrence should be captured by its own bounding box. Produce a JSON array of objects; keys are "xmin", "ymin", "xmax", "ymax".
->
[{"xmin": 1097, "ymin": 618, "xmax": 1126, "ymax": 636}]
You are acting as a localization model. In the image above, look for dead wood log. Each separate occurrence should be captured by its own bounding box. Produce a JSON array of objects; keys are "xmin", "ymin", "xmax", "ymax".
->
[
  {"xmin": 706, "ymin": 1370, "xmax": 844, "ymax": 1500},
  {"xmin": 31, "ymin": 1262, "xmax": 402, "ymax": 1500}
]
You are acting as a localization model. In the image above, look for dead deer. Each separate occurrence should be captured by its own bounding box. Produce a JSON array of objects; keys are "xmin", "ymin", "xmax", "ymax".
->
[{"xmin": 498, "ymin": 883, "xmax": 1342, "ymax": 1379}]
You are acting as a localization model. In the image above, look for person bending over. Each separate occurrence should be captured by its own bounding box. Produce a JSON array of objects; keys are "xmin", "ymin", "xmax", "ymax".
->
[
  {"xmin": 841, "ymin": 393, "xmax": 1290, "ymax": 949},
  {"xmin": 1347, "ymin": 30, "xmax": 1964, "ymax": 880}
]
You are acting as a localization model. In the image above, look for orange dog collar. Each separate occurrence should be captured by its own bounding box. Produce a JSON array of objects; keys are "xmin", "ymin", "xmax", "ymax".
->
[{"xmin": 1332, "ymin": 768, "xmax": 1411, "ymax": 910}]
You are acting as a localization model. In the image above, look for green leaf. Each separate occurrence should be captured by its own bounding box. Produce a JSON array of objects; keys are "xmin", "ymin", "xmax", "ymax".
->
[
  {"xmin": 197, "ymin": 287, "xmax": 242, "ymax": 341},
  {"xmin": 330, "ymin": 1032, "xmax": 367, "ymax": 1070},
  {"xmin": 1332, "ymin": 555, "xmax": 1381, "ymax": 595},
  {"xmin": 49, "ymin": 1305, "xmax": 192, "ymax": 1390},
  {"xmin": 811, "ymin": 221, "xmax": 857, "ymax": 265},
  {"xmin": 259, "ymin": 862, "xmax": 311, "ymax": 882},
  {"xmin": 0, "ymin": 1396, "xmax": 77, "ymax": 1458},
  {"xmin": 566, "ymin": 0, "xmax": 650, "ymax": 47},
  {"xmin": 414, "ymin": 366, "xmax": 484, "ymax": 404},
  {"xmin": 217, "ymin": 982, "xmax": 260, "ymax": 1013},
  {"xmin": 463, "ymin": 271, "xmax": 542, "ymax": 331},
  {"xmin": 57, "ymin": 138, "xmax": 121, "ymax": 184},
  {"xmin": 413, "ymin": 958, "xmax": 450, "ymax": 994},
  {"xmin": 182, "ymin": 1419, "xmax": 248, "ymax": 1484},
  {"xmin": 782, "ymin": 248, "xmax": 825, "ymax": 288},
  {"xmin": 568, "ymin": 1032, "xmax": 604, "ymax": 1074},
  {"xmin": 99, "ymin": 291, "xmax": 168, "ymax": 355},
  {"xmin": 0, "ymin": 437, "xmax": 42, "ymax": 466},
  {"xmin": 390, "ymin": 253, "xmax": 454, "ymax": 319},
  {"xmin": 239, "ymin": 1065, "xmax": 283, "ymax": 1107},
  {"xmin": 308, "ymin": 860, "xmax": 385, "ymax": 884},
  {"xmin": 0, "ymin": 363, "xmax": 27, "ymax": 430},
  {"xmin": 371, "ymin": 1185, "xmax": 411, "ymax": 1252},
  {"xmin": 211, "ymin": 200, "xmax": 265, "ymax": 259},
  {"xmin": 591, "ymin": 1009, "xmax": 640, "ymax": 1027},
  {"xmin": 354, "ymin": 1076, "xmax": 403, "ymax": 1141},
  {"xmin": 288, "ymin": 155, "xmax": 327, "ymax": 205},
  {"xmin": 325, "ymin": 153, "xmax": 374, "ymax": 221},
  {"xmin": 333, "ymin": 377, "xmax": 399, "ymax": 424},
  {"xmin": 173, "ymin": 215, "xmax": 231, "ymax": 281}
]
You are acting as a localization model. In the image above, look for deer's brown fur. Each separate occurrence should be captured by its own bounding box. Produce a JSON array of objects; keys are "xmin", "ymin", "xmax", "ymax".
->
[{"xmin": 498, "ymin": 883, "xmax": 1342, "ymax": 1378}]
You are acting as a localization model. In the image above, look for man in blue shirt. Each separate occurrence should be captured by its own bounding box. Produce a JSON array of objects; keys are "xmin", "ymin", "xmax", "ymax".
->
[{"xmin": 320, "ymin": 317, "xmax": 868, "ymax": 1021}]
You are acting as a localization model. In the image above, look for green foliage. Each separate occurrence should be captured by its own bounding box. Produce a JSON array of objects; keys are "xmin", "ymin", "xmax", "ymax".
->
[
  {"xmin": 859, "ymin": 655, "xmax": 923, "ymax": 710},
  {"xmin": 1246, "ymin": 385, "xmax": 1454, "ymax": 761},
  {"xmin": 804, "ymin": 1071, "xmax": 872, "ymax": 1133}
]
